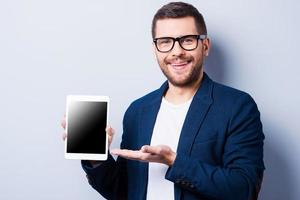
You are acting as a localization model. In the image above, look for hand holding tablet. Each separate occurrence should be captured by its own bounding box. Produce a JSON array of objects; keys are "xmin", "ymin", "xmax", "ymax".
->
[{"xmin": 64, "ymin": 95, "xmax": 109, "ymax": 161}]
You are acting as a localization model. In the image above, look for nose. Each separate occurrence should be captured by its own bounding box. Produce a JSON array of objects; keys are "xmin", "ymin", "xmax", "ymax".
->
[{"xmin": 170, "ymin": 41, "xmax": 185, "ymax": 56}]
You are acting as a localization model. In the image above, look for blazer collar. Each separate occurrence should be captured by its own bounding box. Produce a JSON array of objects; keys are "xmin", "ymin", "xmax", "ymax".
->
[
  {"xmin": 146, "ymin": 72, "xmax": 213, "ymax": 106},
  {"xmin": 193, "ymin": 72, "xmax": 214, "ymax": 103},
  {"xmin": 176, "ymin": 73, "xmax": 213, "ymax": 154}
]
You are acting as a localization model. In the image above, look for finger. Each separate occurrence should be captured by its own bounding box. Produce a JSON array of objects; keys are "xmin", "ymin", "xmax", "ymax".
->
[
  {"xmin": 141, "ymin": 145, "xmax": 162, "ymax": 155},
  {"xmin": 106, "ymin": 126, "xmax": 115, "ymax": 137},
  {"xmin": 62, "ymin": 132, "xmax": 67, "ymax": 141},
  {"xmin": 61, "ymin": 116, "xmax": 66, "ymax": 129},
  {"xmin": 111, "ymin": 149, "xmax": 142, "ymax": 160},
  {"xmin": 106, "ymin": 126, "xmax": 115, "ymax": 147},
  {"xmin": 111, "ymin": 149, "xmax": 166, "ymax": 163},
  {"xmin": 141, "ymin": 145, "xmax": 150, "ymax": 153},
  {"xmin": 111, "ymin": 149, "xmax": 134, "ymax": 156}
]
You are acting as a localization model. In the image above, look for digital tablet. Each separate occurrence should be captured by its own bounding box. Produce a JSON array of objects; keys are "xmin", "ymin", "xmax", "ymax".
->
[{"xmin": 65, "ymin": 95, "xmax": 109, "ymax": 160}]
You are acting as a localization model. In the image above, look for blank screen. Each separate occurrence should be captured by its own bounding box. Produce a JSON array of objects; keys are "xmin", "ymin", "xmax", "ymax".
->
[{"xmin": 67, "ymin": 101, "xmax": 107, "ymax": 154}]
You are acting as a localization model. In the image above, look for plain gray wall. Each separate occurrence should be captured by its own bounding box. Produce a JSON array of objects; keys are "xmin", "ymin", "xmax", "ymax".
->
[{"xmin": 0, "ymin": 0, "xmax": 299, "ymax": 199}]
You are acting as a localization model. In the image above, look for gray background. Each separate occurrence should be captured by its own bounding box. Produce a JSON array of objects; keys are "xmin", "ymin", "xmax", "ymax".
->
[{"xmin": 0, "ymin": 0, "xmax": 299, "ymax": 199}]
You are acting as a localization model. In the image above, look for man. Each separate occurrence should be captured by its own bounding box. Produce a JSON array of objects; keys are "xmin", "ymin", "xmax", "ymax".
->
[{"xmin": 62, "ymin": 2, "xmax": 264, "ymax": 200}]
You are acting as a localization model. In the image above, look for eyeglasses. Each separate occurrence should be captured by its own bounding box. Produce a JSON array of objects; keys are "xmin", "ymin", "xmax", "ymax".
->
[{"xmin": 153, "ymin": 34, "xmax": 207, "ymax": 53}]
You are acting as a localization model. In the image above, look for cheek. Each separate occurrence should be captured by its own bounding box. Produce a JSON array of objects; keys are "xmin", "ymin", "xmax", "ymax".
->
[
  {"xmin": 156, "ymin": 54, "xmax": 167, "ymax": 65},
  {"xmin": 191, "ymin": 50, "xmax": 204, "ymax": 63}
]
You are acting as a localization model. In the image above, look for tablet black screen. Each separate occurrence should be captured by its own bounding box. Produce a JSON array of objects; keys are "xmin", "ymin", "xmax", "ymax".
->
[{"xmin": 67, "ymin": 101, "xmax": 107, "ymax": 154}]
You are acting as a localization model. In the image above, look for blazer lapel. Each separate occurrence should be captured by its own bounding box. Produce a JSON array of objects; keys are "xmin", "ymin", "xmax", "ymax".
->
[
  {"xmin": 174, "ymin": 73, "xmax": 213, "ymax": 200},
  {"xmin": 177, "ymin": 73, "xmax": 213, "ymax": 154}
]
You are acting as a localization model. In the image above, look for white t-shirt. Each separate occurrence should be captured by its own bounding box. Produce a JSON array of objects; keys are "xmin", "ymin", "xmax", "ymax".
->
[{"xmin": 146, "ymin": 97, "xmax": 192, "ymax": 200}]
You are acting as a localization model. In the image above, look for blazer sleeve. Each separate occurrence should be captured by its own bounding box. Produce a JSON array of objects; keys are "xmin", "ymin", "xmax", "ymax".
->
[
  {"xmin": 165, "ymin": 93, "xmax": 265, "ymax": 200},
  {"xmin": 80, "ymin": 105, "xmax": 134, "ymax": 200},
  {"xmin": 81, "ymin": 154, "xmax": 127, "ymax": 200}
]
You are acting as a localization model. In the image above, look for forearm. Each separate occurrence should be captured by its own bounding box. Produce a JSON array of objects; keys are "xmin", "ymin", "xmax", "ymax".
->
[{"xmin": 81, "ymin": 154, "xmax": 121, "ymax": 199}]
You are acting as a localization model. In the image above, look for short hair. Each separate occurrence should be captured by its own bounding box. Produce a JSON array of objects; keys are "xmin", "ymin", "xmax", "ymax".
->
[{"xmin": 151, "ymin": 2, "xmax": 207, "ymax": 38}]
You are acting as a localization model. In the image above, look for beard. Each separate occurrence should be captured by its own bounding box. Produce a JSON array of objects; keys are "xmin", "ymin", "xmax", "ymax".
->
[{"xmin": 159, "ymin": 55, "xmax": 203, "ymax": 87}]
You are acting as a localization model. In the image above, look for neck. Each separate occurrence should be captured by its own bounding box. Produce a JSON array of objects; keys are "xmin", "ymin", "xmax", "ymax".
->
[{"xmin": 165, "ymin": 72, "xmax": 203, "ymax": 105}]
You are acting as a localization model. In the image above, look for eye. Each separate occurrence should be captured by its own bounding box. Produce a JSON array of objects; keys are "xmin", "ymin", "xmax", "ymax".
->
[
  {"xmin": 158, "ymin": 38, "xmax": 172, "ymax": 45},
  {"xmin": 181, "ymin": 37, "xmax": 195, "ymax": 44}
]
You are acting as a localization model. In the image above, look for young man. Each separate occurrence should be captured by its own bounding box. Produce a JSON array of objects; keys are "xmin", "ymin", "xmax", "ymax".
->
[{"xmin": 63, "ymin": 2, "xmax": 264, "ymax": 200}]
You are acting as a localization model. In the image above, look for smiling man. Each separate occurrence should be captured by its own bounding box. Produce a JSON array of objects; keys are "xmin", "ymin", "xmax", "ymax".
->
[{"xmin": 79, "ymin": 2, "xmax": 265, "ymax": 200}]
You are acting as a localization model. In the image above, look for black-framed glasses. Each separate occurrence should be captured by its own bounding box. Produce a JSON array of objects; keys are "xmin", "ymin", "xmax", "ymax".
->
[{"xmin": 153, "ymin": 34, "xmax": 207, "ymax": 53}]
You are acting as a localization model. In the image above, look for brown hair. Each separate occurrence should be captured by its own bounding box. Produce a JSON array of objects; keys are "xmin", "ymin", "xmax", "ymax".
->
[{"xmin": 151, "ymin": 2, "xmax": 207, "ymax": 38}]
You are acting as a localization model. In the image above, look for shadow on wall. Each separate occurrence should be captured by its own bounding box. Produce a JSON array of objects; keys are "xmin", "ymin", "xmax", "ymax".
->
[
  {"xmin": 204, "ymin": 37, "xmax": 228, "ymax": 84},
  {"xmin": 258, "ymin": 121, "xmax": 294, "ymax": 200},
  {"xmin": 205, "ymin": 39, "xmax": 294, "ymax": 200}
]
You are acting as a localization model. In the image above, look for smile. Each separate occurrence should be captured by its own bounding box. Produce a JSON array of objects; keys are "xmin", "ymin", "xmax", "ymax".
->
[{"xmin": 169, "ymin": 61, "xmax": 191, "ymax": 71}]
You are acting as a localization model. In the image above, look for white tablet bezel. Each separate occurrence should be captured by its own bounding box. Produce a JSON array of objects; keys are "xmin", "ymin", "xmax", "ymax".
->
[{"xmin": 65, "ymin": 95, "xmax": 109, "ymax": 161}]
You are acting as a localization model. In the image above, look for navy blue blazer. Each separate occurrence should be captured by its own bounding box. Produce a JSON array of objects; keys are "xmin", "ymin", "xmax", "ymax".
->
[{"xmin": 82, "ymin": 73, "xmax": 265, "ymax": 200}]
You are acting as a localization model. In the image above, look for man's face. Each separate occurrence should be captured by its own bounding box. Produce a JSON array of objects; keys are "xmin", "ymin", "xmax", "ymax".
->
[{"xmin": 153, "ymin": 17, "xmax": 210, "ymax": 87}]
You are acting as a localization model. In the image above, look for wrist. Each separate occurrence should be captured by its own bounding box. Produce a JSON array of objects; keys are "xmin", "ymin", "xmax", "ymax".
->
[{"xmin": 88, "ymin": 160, "xmax": 102, "ymax": 168}]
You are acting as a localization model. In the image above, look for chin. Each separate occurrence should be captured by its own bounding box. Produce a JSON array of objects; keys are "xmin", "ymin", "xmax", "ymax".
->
[{"xmin": 168, "ymin": 78, "xmax": 193, "ymax": 87}]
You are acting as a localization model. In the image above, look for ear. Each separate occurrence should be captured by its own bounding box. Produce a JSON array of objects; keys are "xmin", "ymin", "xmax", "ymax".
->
[{"xmin": 203, "ymin": 38, "xmax": 211, "ymax": 57}]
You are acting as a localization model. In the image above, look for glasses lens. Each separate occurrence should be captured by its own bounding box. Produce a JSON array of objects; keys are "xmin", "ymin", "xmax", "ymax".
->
[
  {"xmin": 179, "ymin": 35, "xmax": 198, "ymax": 50},
  {"xmin": 156, "ymin": 38, "xmax": 174, "ymax": 52}
]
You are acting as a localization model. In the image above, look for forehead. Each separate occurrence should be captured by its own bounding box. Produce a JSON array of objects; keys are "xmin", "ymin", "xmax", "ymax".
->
[{"xmin": 155, "ymin": 16, "xmax": 198, "ymax": 38}]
